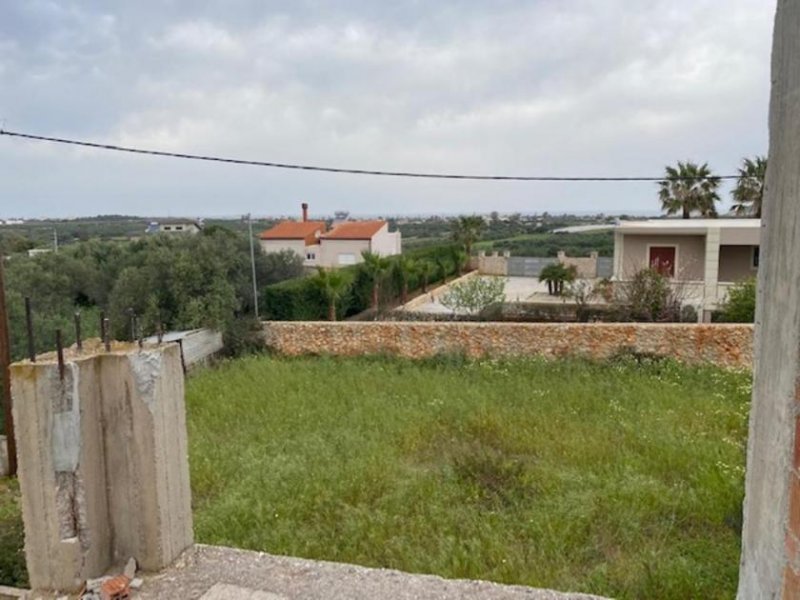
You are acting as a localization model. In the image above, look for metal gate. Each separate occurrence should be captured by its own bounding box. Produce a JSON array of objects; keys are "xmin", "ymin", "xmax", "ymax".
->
[{"xmin": 507, "ymin": 257, "xmax": 557, "ymax": 277}]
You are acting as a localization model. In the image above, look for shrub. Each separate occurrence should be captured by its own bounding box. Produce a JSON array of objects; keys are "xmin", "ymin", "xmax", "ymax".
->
[
  {"xmin": 440, "ymin": 277, "xmax": 507, "ymax": 315},
  {"xmin": 719, "ymin": 278, "xmax": 756, "ymax": 323},
  {"xmin": 612, "ymin": 268, "xmax": 683, "ymax": 322}
]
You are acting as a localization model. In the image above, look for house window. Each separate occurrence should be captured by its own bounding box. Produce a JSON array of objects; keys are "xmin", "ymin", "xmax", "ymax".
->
[
  {"xmin": 175, "ymin": 225, "xmax": 183, "ymax": 231},
  {"xmin": 752, "ymin": 246, "xmax": 760, "ymax": 269},
  {"xmin": 163, "ymin": 226, "xmax": 172, "ymax": 231},
  {"xmin": 648, "ymin": 246, "xmax": 676, "ymax": 277},
  {"xmin": 306, "ymin": 252, "xmax": 316, "ymax": 260}
]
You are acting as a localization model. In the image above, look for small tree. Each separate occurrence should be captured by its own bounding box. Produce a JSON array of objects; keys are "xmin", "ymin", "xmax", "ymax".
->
[
  {"xmin": 440, "ymin": 277, "xmax": 506, "ymax": 315},
  {"xmin": 311, "ymin": 268, "xmax": 351, "ymax": 321},
  {"xmin": 451, "ymin": 215, "xmax": 485, "ymax": 256},
  {"xmin": 435, "ymin": 256, "xmax": 454, "ymax": 283},
  {"xmin": 360, "ymin": 251, "xmax": 391, "ymax": 310},
  {"xmin": 719, "ymin": 277, "xmax": 756, "ymax": 322},
  {"xmin": 452, "ymin": 248, "xmax": 468, "ymax": 277},
  {"xmin": 539, "ymin": 263, "xmax": 576, "ymax": 296},
  {"xmin": 394, "ymin": 256, "xmax": 418, "ymax": 305},
  {"xmin": 418, "ymin": 260, "xmax": 436, "ymax": 293},
  {"xmin": 565, "ymin": 279, "xmax": 596, "ymax": 321},
  {"xmin": 613, "ymin": 268, "xmax": 684, "ymax": 322}
]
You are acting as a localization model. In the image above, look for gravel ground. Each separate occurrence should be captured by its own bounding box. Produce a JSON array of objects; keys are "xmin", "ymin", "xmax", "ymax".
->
[{"xmin": 136, "ymin": 545, "xmax": 611, "ymax": 600}]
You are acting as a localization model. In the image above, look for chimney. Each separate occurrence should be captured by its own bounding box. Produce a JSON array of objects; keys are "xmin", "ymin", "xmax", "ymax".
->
[{"xmin": 301, "ymin": 203, "xmax": 309, "ymax": 222}]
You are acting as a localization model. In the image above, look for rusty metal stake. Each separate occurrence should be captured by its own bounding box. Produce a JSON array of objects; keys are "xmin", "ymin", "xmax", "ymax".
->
[
  {"xmin": 25, "ymin": 297, "xmax": 35, "ymax": 362},
  {"xmin": 100, "ymin": 311, "xmax": 106, "ymax": 345},
  {"xmin": 55, "ymin": 329, "xmax": 65, "ymax": 381},
  {"xmin": 74, "ymin": 312, "xmax": 82, "ymax": 352},
  {"xmin": 0, "ymin": 255, "xmax": 17, "ymax": 477},
  {"xmin": 103, "ymin": 318, "xmax": 111, "ymax": 352}
]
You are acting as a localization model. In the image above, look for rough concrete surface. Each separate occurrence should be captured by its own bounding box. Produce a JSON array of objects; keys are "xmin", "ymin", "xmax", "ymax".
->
[
  {"xmin": 10, "ymin": 340, "xmax": 193, "ymax": 593},
  {"xmin": 137, "ymin": 545, "xmax": 609, "ymax": 600},
  {"xmin": 736, "ymin": 1, "xmax": 800, "ymax": 597}
]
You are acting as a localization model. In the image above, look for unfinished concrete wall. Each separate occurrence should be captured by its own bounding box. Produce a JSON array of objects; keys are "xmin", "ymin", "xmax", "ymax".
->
[
  {"xmin": 737, "ymin": 2, "xmax": 800, "ymax": 598},
  {"xmin": 10, "ymin": 341, "xmax": 193, "ymax": 594}
]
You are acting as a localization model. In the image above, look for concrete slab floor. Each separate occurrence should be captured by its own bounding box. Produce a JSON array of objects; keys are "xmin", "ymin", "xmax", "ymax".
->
[{"xmin": 137, "ymin": 545, "xmax": 610, "ymax": 600}]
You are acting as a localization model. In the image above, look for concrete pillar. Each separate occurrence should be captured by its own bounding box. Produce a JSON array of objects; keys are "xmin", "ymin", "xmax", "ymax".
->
[
  {"xmin": 737, "ymin": 2, "xmax": 800, "ymax": 598},
  {"xmin": 702, "ymin": 227, "xmax": 721, "ymax": 313},
  {"xmin": 10, "ymin": 341, "xmax": 193, "ymax": 594},
  {"xmin": 612, "ymin": 231, "xmax": 624, "ymax": 279}
]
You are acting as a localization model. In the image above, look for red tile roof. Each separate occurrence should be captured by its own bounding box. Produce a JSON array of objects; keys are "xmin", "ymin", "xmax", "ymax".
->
[
  {"xmin": 323, "ymin": 220, "xmax": 386, "ymax": 240},
  {"xmin": 260, "ymin": 221, "xmax": 326, "ymax": 246}
]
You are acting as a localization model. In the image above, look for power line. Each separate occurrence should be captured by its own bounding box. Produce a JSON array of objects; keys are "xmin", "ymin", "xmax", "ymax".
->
[{"xmin": 0, "ymin": 128, "xmax": 745, "ymax": 182}]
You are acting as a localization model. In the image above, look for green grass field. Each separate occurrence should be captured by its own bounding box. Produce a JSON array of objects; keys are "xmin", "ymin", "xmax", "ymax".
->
[{"xmin": 187, "ymin": 355, "xmax": 750, "ymax": 599}]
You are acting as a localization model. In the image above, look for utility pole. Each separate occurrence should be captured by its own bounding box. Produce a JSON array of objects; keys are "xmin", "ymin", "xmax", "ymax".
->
[
  {"xmin": 245, "ymin": 214, "xmax": 260, "ymax": 320},
  {"xmin": 0, "ymin": 255, "xmax": 17, "ymax": 476},
  {"xmin": 52, "ymin": 227, "xmax": 58, "ymax": 252}
]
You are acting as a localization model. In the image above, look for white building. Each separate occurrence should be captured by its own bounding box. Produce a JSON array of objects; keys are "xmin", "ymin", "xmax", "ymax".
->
[
  {"xmin": 146, "ymin": 219, "xmax": 203, "ymax": 234},
  {"xmin": 318, "ymin": 220, "xmax": 402, "ymax": 267},
  {"xmin": 258, "ymin": 203, "xmax": 402, "ymax": 268}
]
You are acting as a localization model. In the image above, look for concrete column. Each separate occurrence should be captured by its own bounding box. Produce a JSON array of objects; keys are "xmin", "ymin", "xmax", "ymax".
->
[
  {"xmin": 10, "ymin": 342, "xmax": 193, "ymax": 594},
  {"xmin": 737, "ymin": 2, "xmax": 800, "ymax": 598},
  {"xmin": 612, "ymin": 231, "xmax": 624, "ymax": 279},
  {"xmin": 702, "ymin": 227, "xmax": 721, "ymax": 321}
]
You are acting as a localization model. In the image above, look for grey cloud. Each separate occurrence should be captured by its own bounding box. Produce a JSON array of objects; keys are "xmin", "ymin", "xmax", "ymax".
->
[{"xmin": 0, "ymin": 0, "xmax": 775, "ymax": 218}]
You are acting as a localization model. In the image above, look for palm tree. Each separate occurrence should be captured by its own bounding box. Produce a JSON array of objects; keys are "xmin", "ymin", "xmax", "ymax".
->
[
  {"xmin": 658, "ymin": 161, "xmax": 721, "ymax": 219},
  {"xmin": 452, "ymin": 248, "xmax": 468, "ymax": 277},
  {"xmin": 361, "ymin": 251, "xmax": 391, "ymax": 310},
  {"xmin": 394, "ymin": 256, "xmax": 417, "ymax": 305},
  {"xmin": 451, "ymin": 215, "xmax": 485, "ymax": 255},
  {"xmin": 435, "ymin": 255, "xmax": 453, "ymax": 283},
  {"xmin": 312, "ymin": 268, "xmax": 350, "ymax": 321},
  {"xmin": 418, "ymin": 260, "xmax": 436, "ymax": 293},
  {"xmin": 731, "ymin": 156, "xmax": 767, "ymax": 218}
]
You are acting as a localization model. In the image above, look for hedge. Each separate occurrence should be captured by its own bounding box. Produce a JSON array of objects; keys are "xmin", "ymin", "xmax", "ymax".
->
[{"xmin": 262, "ymin": 244, "xmax": 462, "ymax": 320}]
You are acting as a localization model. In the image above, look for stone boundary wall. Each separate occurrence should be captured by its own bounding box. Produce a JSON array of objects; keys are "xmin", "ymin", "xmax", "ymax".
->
[
  {"xmin": 263, "ymin": 322, "xmax": 754, "ymax": 369},
  {"xmin": 557, "ymin": 250, "xmax": 598, "ymax": 279}
]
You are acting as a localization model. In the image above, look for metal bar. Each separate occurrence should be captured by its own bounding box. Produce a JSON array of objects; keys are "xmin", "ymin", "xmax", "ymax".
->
[
  {"xmin": 55, "ymin": 329, "xmax": 65, "ymax": 381},
  {"xmin": 100, "ymin": 311, "xmax": 106, "ymax": 345},
  {"xmin": 129, "ymin": 310, "xmax": 136, "ymax": 341},
  {"xmin": 24, "ymin": 297, "xmax": 35, "ymax": 362},
  {"xmin": 247, "ymin": 214, "xmax": 260, "ymax": 320},
  {"xmin": 157, "ymin": 322, "xmax": 164, "ymax": 344},
  {"xmin": 74, "ymin": 312, "xmax": 82, "ymax": 352},
  {"xmin": 0, "ymin": 255, "xmax": 18, "ymax": 477},
  {"xmin": 103, "ymin": 318, "xmax": 111, "ymax": 352}
]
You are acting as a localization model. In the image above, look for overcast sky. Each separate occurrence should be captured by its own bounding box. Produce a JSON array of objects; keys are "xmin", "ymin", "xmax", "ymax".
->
[{"xmin": 0, "ymin": 1, "xmax": 776, "ymax": 219}]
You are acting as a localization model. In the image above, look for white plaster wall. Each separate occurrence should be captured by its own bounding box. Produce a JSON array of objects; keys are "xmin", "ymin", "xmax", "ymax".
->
[
  {"xmin": 319, "ymin": 239, "xmax": 371, "ymax": 267},
  {"xmin": 259, "ymin": 239, "xmax": 306, "ymax": 260}
]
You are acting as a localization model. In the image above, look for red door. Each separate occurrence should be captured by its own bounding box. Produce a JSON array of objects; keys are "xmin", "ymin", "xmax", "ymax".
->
[{"xmin": 649, "ymin": 246, "xmax": 676, "ymax": 277}]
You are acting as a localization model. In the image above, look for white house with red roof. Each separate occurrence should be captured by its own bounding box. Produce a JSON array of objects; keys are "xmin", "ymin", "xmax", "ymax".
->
[
  {"xmin": 259, "ymin": 204, "xmax": 401, "ymax": 268},
  {"xmin": 318, "ymin": 220, "xmax": 401, "ymax": 267}
]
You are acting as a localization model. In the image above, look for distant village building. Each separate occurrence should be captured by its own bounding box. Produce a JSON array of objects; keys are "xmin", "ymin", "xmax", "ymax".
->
[
  {"xmin": 259, "ymin": 203, "xmax": 402, "ymax": 268},
  {"xmin": 145, "ymin": 219, "xmax": 203, "ymax": 235}
]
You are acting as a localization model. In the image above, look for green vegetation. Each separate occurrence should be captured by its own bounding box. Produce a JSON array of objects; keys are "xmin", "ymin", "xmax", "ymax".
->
[
  {"xmin": 440, "ymin": 276, "xmax": 506, "ymax": 314},
  {"xmin": 538, "ymin": 263, "xmax": 577, "ymax": 296},
  {"xmin": 263, "ymin": 245, "xmax": 462, "ymax": 320},
  {"xmin": 731, "ymin": 157, "xmax": 767, "ymax": 218},
  {"xmin": 0, "ymin": 478, "xmax": 25, "ymax": 588},
  {"xmin": 719, "ymin": 278, "xmax": 757, "ymax": 323},
  {"xmin": 658, "ymin": 162, "xmax": 721, "ymax": 219},
  {"xmin": 475, "ymin": 231, "xmax": 614, "ymax": 258},
  {"xmin": 187, "ymin": 354, "xmax": 749, "ymax": 599}
]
